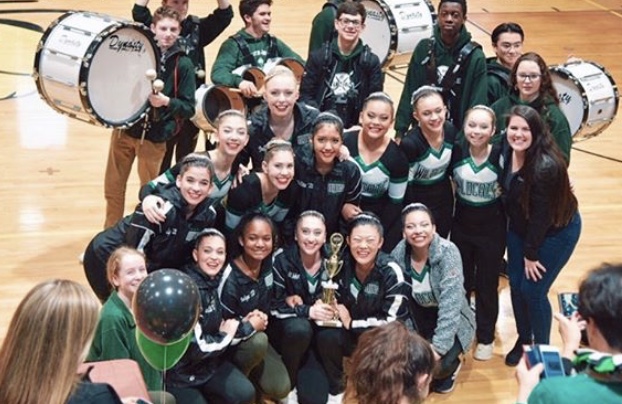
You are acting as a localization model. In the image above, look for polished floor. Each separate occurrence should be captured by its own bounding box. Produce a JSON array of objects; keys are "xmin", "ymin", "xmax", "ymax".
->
[{"xmin": 1, "ymin": 0, "xmax": 621, "ymax": 402}]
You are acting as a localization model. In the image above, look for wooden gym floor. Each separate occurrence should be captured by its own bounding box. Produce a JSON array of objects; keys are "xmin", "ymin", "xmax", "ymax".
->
[{"xmin": 1, "ymin": 0, "xmax": 621, "ymax": 402}]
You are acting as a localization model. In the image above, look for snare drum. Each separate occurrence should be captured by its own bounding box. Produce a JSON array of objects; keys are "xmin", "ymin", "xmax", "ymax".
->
[
  {"xmin": 550, "ymin": 61, "xmax": 619, "ymax": 140},
  {"xmin": 263, "ymin": 57, "xmax": 306, "ymax": 83},
  {"xmin": 33, "ymin": 11, "xmax": 158, "ymax": 128},
  {"xmin": 192, "ymin": 84, "xmax": 247, "ymax": 131},
  {"xmin": 360, "ymin": 0, "xmax": 436, "ymax": 67}
]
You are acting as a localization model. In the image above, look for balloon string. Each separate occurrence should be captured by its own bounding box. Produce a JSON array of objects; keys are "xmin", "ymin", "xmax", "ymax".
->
[{"xmin": 162, "ymin": 346, "xmax": 167, "ymax": 404}]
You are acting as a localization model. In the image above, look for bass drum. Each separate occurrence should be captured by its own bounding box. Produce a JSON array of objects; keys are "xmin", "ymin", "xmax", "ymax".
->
[
  {"xmin": 192, "ymin": 84, "xmax": 247, "ymax": 131},
  {"xmin": 360, "ymin": 0, "xmax": 436, "ymax": 68},
  {"xmin": 33, "ymin": 11, "xmax": 158, "ymax": 128},
  {"xmin": 550, "ymin": 60, "xmax": 619, "ymax": 140}
]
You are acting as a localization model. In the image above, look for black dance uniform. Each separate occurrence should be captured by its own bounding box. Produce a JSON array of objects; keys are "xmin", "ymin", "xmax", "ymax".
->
[{"xmin": 399, "ymin": 121, "xmax": 458, "ymax": 237}]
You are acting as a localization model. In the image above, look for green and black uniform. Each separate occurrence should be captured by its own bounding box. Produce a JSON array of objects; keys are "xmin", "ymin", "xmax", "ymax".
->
[
  {"xmin": 486, "ymin": 56, "xmax": 511, "ymax": 104},
  {"xmin": 395, "ymin": 25, "xmax": 488, "ymax": 137},
  {"xmin": 211, "ymin": 29, "xmax": 303, "ymax": 88}
]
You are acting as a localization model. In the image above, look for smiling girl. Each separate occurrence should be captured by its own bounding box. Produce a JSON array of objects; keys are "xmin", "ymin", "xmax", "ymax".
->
[{"xmin": 83, "ymin": 154, "xmax": 216, "ymax": 301}]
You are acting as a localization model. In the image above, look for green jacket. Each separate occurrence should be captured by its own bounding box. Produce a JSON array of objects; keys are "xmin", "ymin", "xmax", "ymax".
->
[
  {"xmin": 210, "ymin": 29, "xmax": 303, "ymax": 88},
  {"xmin": 127, "ymin": 43, "xmax": 196, "ymax": 143},
  {"xmin": 395, "ymin": 25, "xmax": 488, "ymax": 136},
  {"xmin": 486, "ymin": 56, "xmax": 511, "ymax": 104},
  {"xmin": 307, "ymin": 0, "xmax": 346, "ymax": 55},
  {"xmin": 528, "ymin": 373, "xmax": 622, "ymax": 403},
  {"xmin": 87, "ymin": 291, "xmax": 162, "ymax": 391},
  {"xmin": 491, "ymin": 92, "xmax": 572, "ymax": 163}
]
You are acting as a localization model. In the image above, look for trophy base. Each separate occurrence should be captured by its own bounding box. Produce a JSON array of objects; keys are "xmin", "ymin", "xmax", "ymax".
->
[{"xmin": 315, "ymin": 319, "xmax": 343, "ymax": 328}]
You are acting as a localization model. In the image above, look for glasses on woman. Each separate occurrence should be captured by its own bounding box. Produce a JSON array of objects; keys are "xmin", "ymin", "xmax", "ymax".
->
[{"xmin": 517, "ymin": 73, "xmax": 542, "ymax": 82}]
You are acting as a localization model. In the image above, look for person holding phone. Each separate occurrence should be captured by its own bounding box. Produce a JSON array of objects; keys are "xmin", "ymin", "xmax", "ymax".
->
[{"xmin": 515, "ymin": 263, "xmax": 622, "ymax": 403}]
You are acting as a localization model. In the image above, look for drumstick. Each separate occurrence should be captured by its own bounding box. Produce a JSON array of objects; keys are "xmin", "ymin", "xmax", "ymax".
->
[{"xmin": 153, "ymin": 79, "xmax": 164, "ymax": 94}]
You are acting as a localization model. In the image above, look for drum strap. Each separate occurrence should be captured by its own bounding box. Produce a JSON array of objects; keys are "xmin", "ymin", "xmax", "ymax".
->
[
  {"xmin": 487, "ymin": 63, "xmax": 510, "ymax": 86},
  {"xmin": 232, "ymin": 33, "xmax": 279, "ymax": 67},
  {"xmin": 438, "ymin": 41, "xmax": 481, "ymax": 97}
]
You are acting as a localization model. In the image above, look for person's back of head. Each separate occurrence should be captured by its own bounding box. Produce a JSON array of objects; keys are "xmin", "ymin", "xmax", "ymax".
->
[
  {"xmin": 0, "ymin": 280, "xmax": 100, "ymax": 404},
  {"xmin": 345, "ymin": 321, "xmax": 436, "ymax": 404},
  {"xmin": 579, "ymin": 263, "xmax": 622, "ymax": 352}
]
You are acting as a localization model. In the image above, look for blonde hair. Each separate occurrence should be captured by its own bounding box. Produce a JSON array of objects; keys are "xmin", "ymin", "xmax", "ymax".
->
[
  {"xmin": 263, "ymin": 65, "xmax": 297, "ymax": 88},
  {"xmin": 0, "ymin": 279, "xmax": 101, "ymax": 404},
  {"xmin": 106, "ymin": 246, "xmax": 146, "ymax": 286}
]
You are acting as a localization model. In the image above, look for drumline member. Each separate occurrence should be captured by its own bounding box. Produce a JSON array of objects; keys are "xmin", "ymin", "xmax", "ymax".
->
[
  {"xmin": 210, "ymin": 0, "xmax": 304, "ymax": 99},
  {"xmin": 168, "ymin": 229, "xmax": 255, "ymax": 404},
  {"xmin": 103, "ymin": 7, "xmax": 196, "ymax": 229},
  {"xmin": 237, "ymin": 66, "xmax": 319, "ymax": 171},
  {"xmin": 316, "ymin": 213, "xmax": 411, "ymax": 398},
  {"xmin": 491, "ymin": 52, "xmax": 572, "ymax": 163},
  {"xmin": 391, "ymin": 203, "xmax": 475, "ymax": 394},
  {"xmin": 224, "ymin": 139, "xmax": 297, "ymax": 236},
  {"xmin": 270, "ymin": 211, "xmax": 333, "ymax": 404},
  {"xmin": 307, "ymin": 0, "xmax": 352, "ymax": 56},
  {"xmin": 219, "ymin": 213, "xmax": 291, "ymax": 402},
  {"xmin": 499, "ymin": 105, "xmax": 581, "ymax": 366},
  {"xmin": 395, "ymin": 0, "xmax": 487, "ymax": 139},
  {"xmin": 399, "ymin": 86, "xmax": 458, "ymax": 239},
  {"xmin": 292, "ymin": 112, "xmax": 362, "ymax": 238},
  {"xmin": 486, "ymin": 22, "xmax": 524, "ymax": 104},
  {"xmin": 343, "ymin": 92, "xmax": 408, "ymax": 252},
  {"xmin": 133, "ymin": 0, "xmax": 234, "ymax": 171},
  {"xmin": 139, "ymin": 109, "xmax": 249, "ymax": 228},
  {"xmin": 85, "ymin": 154, "xmax": 216, "ymax": 302},
  {"xmin": 450, "ymin": 106, "xmax": 505, "ymax": 361},
  {"xmin": 300, "ymin": 1, "xmax": 383, "ymax": 129}
]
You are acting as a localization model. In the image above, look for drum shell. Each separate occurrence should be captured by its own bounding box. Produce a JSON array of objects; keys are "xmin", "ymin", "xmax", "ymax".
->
[
  {"xmin": 33, "ymin": 11, "xmax": 158, "ymax": 128},
  {"xmin": 191, "ymin": 84, "xmax": 247, "ymax": 131},
  {"xmin": 360, "ymin": 0, "xmax": 436, "ymax": 67},
  {"xmin": 550, "ymin": 60, "xmax": 619, "ymax": 140}
]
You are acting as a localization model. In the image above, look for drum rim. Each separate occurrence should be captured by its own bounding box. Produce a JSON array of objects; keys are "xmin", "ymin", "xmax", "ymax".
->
[{"xmin": 550, "ymin": 60, "xmax": 620, "ymax": 139}]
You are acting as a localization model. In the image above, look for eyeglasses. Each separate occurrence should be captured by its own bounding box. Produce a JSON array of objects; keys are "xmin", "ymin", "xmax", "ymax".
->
[
  {"xmin": 498, "ymin": 42, "xmax": 523, "ymax": 52},
  {"xmin": 517, "ymin": 73, "xmax": 542, "ymax": 82},
  {"xmin": 338, "ymin": 18, "xmax": 362, "ymax": 27}
]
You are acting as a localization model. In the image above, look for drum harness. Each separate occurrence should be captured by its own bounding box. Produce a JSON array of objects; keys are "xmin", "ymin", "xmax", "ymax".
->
[
  {"xmin": 179, "ymin": 15, "xmax": 205, "ymax": 79},
  {"xmin": 486, "ymin": 59, "xmax": 511, "ymax": 88},
  {"xmin": 422, "ymin": 38, "xmax": 481, "ymax": 123},
  {"xmin": 231, "ymin": 33, "xmax": 279, "ymax": 68},
  {"xmin": 318, "ymin": 41, "xmax": 374, "ymax": 121}
]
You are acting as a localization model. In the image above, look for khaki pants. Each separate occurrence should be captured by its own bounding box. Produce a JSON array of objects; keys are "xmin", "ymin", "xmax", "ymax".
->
[{"xmin": 103, "ymin": 129, "xmax": 166, "ymax": 228}]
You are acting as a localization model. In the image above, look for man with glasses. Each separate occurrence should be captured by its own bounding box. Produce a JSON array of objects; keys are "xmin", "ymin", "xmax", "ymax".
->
[
  {"xmin": 487, "ymin": 22, "xmax": 524, "ymax": 104},
  {"xmin": 300, "ymin": 1, "xmax": 383, "ymax": 129},
  {"xmin": 394, "ymin": 0, "xmax": 487, "ymax": 139},
  {"xmin": 307, "ymin": 0, "xmax": 353, "ymax": 56},
  {"xmin": 211, "ymin": 0, "xmax": 303, "ymax": 99}
]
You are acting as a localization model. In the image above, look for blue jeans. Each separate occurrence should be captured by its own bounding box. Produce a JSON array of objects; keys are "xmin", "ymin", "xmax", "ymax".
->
[{"xmin": 507, "ymin": 212, "xmax": 581, "ymax": 344}]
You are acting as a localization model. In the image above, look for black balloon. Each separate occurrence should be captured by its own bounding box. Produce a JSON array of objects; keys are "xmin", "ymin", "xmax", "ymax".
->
[{"xmin": 133, "ymin": 268, "xmax": 200, "ymax": 344}]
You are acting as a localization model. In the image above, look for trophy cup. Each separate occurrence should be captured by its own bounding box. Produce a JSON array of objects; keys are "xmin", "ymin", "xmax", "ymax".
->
[{"xmin": 316, "ymin": 233, "xmax": 344, "ymax": 327}]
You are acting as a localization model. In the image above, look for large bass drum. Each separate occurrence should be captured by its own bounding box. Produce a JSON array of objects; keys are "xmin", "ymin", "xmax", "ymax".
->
[
  {"xmin": 550, "ymin": 60, "xmax": 619, "ymax": 140},
  {"xmin": 360, "ymin": 0, "xmax": 436, "ymax": 68},
  {"xmin": 33, "ymin": 11, "xmax": 158, "ymax": 128}
]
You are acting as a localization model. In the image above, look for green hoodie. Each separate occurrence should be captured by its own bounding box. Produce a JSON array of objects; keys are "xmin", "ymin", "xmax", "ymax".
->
[
  {"xmin": 486, "ymin": 56, "xmax": 511, "ymax": 104},
  {"xmin": 210, "ymin": 29, "xmax": 303, "ymax": 88},
  {"xmin": 491, "ymin": 92, "xmax": 572, "ymax": 163},
  {"xmin": 395, "ymin": 25, "xmax": 488, "ymax": 136}
]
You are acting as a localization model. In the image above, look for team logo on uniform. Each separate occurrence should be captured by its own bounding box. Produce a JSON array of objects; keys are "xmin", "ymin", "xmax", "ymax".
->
[
  {"xmin": 364, "ymin": 283, "xmax": 380, "ymax": 296},
  {"xmin": 330, "ymin": 73, "xmax": 354, "ymax": 97}
]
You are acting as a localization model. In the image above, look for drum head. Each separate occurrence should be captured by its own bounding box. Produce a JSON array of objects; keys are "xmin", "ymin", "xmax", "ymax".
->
[
  {"xmin": 86, "ymin": 25, "xmax": 158, "ymax": 126},
  {"xmin": 360, "ymin": 0, "xmax": 392, "ymax": 65},
  {"xmin": 202, "ymin": 86, "xmax": 246, "ymax": 127}
]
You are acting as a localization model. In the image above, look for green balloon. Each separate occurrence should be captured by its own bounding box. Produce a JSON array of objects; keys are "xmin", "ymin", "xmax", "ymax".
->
[{"xmin": 136, "ymin": 328, "xmax": 192, "ymax": 371}]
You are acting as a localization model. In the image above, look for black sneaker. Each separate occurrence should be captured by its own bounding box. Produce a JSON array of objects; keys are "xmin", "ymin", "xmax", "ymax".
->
[
  {"xmin": 505, "ymin": 339, "xmax": 527, "ymax": 367},
  {"xmin": 433, "ymin": 360, "xmax": 462, "ymax": 394}
]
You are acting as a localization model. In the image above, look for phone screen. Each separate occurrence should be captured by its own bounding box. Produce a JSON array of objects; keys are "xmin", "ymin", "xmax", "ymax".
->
[
  {"xmin": 541, "ymin": 351, "xmax": 565, "ymax": 378},
  {"xmin": 558, "ymin": 292, "xmax": 579, "ymax": 317}
]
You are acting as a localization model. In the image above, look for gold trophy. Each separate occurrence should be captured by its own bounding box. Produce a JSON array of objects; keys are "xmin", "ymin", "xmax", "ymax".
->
[{"xmin": 316, "ymin": 233, "xmax": 344, "ymax": 327}]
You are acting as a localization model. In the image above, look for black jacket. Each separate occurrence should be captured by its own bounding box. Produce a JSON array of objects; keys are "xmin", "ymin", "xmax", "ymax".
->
[
  {"xmin": 219, "ymin": 258, "xmax": 274, "ymax": 343},
  {"xmin": 271, "ymin": 244, "xmax": 327, "ymax": 319},
  {"xmin": 168, "ymin": 265, "xmax": 233, "ymax": 387},
  {"xmin": 300, "ymin": 40, "xmax": 383, "ymax": 128},
  {"xmin": 334, "ymin": 251, "xmax": 411, "ymax": 337}
]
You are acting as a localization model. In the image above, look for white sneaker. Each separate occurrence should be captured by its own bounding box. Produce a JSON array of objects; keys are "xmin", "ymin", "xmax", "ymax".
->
[
  {"xmin": 474, "ymin": 343, "xmax": 494, "ymax": 361},
  {"xmin": 280, "ymin": 388, "xmax": 298, "ymax": 404},
  {"xmin": 327, "ymin": 393, "xmax": 344, "ymax": 404},
  {"xmin": 78, "ymin": 252, "xmax": 85, "ymax": 264}
]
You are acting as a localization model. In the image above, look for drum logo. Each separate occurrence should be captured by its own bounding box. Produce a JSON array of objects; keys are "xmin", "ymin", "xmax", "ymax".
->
[
  {"xmin": 59, "ymin": 34, "xmax": 81, "ymax": 48},
  {"xmin": 108, "ymin": 35, "xmax": 145, "ymax": 53},
  {"xmin": 399, "ymin": 10, "xmax": 424, "ymax": 22},
  {"xmin": 558, "ymin": 92, "xmax": 572, "ymax": 105},
  {"xmin": 366, "ymin": 9, "xmax": 386, "ymax": 22}
]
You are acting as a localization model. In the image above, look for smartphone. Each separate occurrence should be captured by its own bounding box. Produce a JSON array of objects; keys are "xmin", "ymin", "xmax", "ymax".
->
[
  {"xmin": 557, "ymin": 292, "xmax": 579, "ymax": 317},
  {"xmin": 524, "ymin": 344, "xmax": 565, "ymax": 379}
]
